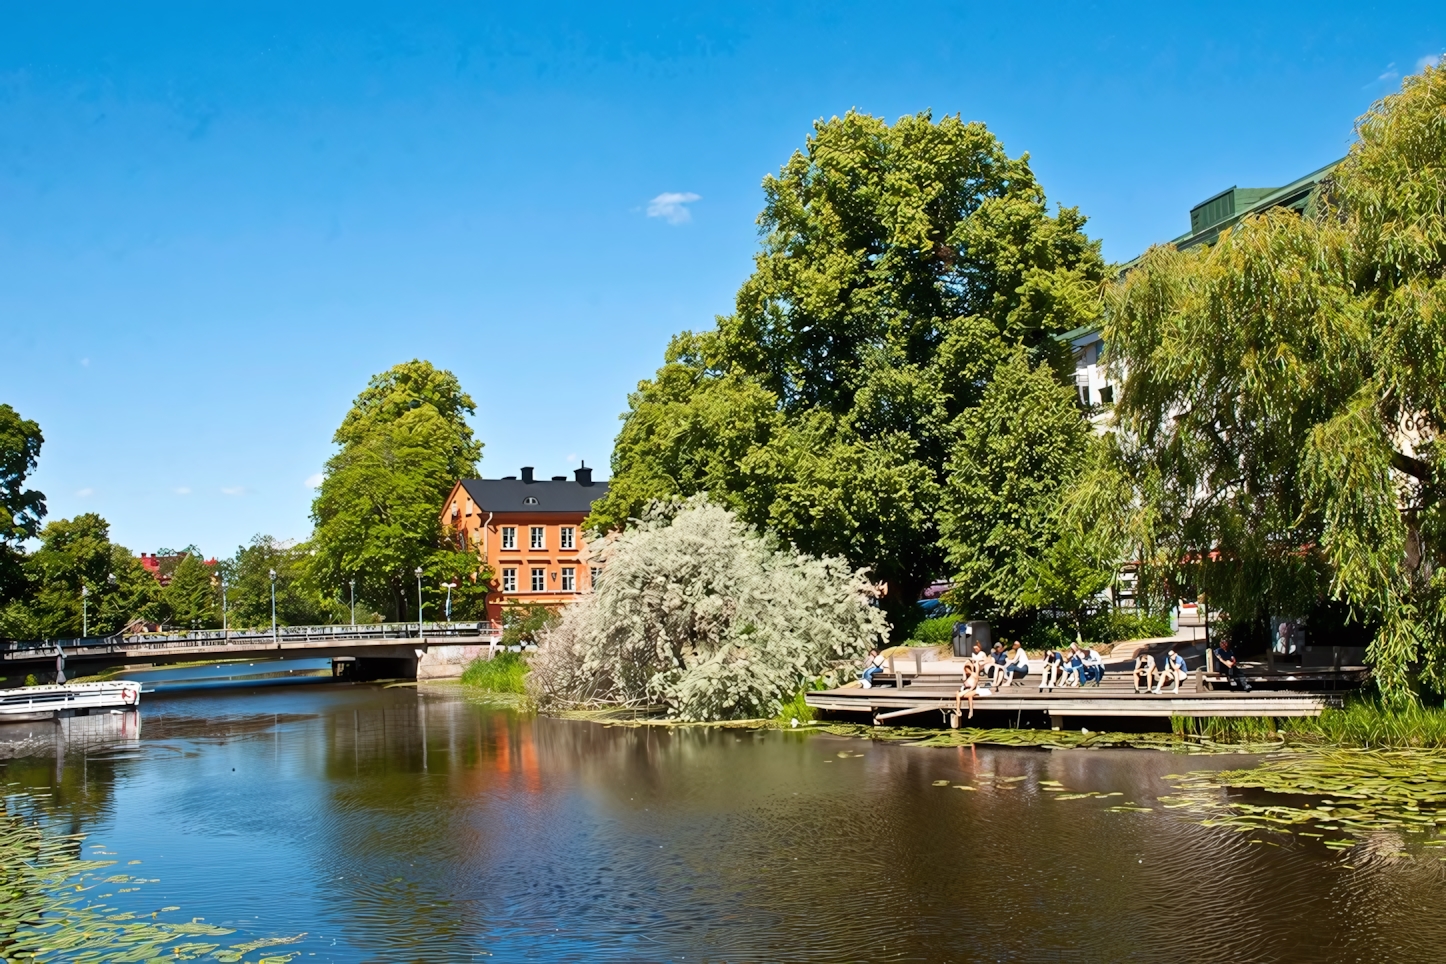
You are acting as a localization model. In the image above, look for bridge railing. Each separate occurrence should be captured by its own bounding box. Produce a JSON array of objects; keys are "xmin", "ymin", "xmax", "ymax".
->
[{"xmin": 1, "ymin": 621, "xmax": 499, "ymax": 659}]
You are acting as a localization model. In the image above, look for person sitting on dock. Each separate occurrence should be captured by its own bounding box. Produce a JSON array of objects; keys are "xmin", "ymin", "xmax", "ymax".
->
[
  {"xmin": 955, "ymin": 659, "xmax": 992, "ymax": 720},
  {"xmin": 1213, "ymin": 638, "xmax": 1252, "ymax": 692},
  {"xmin": 1001, "ymin": 641, "xmax": 1030, "ymax": 686},
  {"xmin": 969, "ymin": 641, "xmax": 991, "ymax": 672},
  {"xmin": 987, "ymin": 642, "xmax": 1009, "ymax": 687},
  {"xmin": 1080, "ymin": 647, "xmax": 1105, "ymax": 687},
  {"xmin": 861, "ymin": 648, "xmax": 886, "ymax": 689},
  {"xmin": 1154, "ymin": 644, "xmax": 1190, "ymax": 694},
  {"xmin": 1132, "ymin": 653, "xmax": 1157, "ymax": 693},
  {"xmin": 1039, "ymin": 649, "xmax": 1066, "ymax": 691},
  {"xmin": 1063, "ymin": 643, "xmax": 1085, "ymax": 687}
]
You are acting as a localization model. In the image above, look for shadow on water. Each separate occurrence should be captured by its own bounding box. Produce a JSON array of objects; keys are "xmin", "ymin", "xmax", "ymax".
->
[{"xmin": 3, "ymin": 683, "xmax": 1446, "ymax": 962}]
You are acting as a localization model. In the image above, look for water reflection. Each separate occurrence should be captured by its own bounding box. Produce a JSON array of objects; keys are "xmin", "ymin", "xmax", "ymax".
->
[{"xmin": 2, "ymin": 684, "xmax": 1445, "ymax": 962}]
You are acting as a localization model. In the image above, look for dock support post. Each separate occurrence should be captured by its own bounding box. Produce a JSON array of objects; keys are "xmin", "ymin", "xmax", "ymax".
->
[{"xmin": 1049, "ymin": 712, "xmax": 1062, "ymax": 731}]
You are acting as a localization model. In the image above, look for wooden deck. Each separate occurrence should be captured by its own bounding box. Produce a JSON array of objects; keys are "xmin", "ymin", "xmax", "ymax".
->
[{"xmin": 806, "ymin": 662, "xmax": 1355, "ymax": 727}]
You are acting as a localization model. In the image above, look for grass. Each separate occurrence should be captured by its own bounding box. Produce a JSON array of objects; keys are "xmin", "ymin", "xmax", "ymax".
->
[
  {"xmin": 460, "ymin": 651, "xmax": 529, "ymax": 694},
  {"xmin": 1169, "ymin": 697, "xmax": 1446, "ymax": 750},
  {"xmin": 774, "ymin": 688, "xmax": 817, "ymax": 725}
]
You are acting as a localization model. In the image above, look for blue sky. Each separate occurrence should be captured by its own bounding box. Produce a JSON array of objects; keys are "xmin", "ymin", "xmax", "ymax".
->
[{"xmin": 2, "ymin": 1, "xmax": 1442, "ymax": 558}]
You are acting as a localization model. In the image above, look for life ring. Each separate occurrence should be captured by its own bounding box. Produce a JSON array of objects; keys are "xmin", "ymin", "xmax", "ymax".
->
[{"xmin": 121, "ymin": 685, "xmax": 138, "ymax": 705}]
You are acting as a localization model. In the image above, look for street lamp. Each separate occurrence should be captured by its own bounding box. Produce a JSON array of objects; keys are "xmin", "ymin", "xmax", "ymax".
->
[
  {"xmin": 221, "ymin": 577, "xmax": 229, "ymax": 641},
  {"xmin": 269, "ymin": 568, "xmax": 278, "ymax": 649},
  {"xmin": 81, "ymin": 585, "xmax": 89, "ymax": 638},
  {"xmin": 442, "ymin": 581, "xmax": 457, "ymax": 622},
  {"xmin": 349, "ymin": 577, "xmax": 356, "ymax": 627},
  {"xmin": 415, "ymin": 566, "xmax": 425, "ymax": 639}
]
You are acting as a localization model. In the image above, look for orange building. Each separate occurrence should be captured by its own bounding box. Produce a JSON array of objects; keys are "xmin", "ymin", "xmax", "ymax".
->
[{"xmin": 439, "ymin": 464, "xmax": 608, "ymax": 622}]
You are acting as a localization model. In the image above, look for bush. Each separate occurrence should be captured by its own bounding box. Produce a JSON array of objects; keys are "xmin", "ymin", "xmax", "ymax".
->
[
  {"xmin": 527, "ymin": 497, "xmax": 887, "ymax": 721},
  {"xmin": 908, "ymin": 616, "xmax": 957, "ymax": 646},
  {"xmin": 1101, "ymin": 609, "xmax": 1173, "ymax": 641},
  {"xmin": 460, "ymin": 650, "xmax": 529, "ymax": 693},
  {"xmin": 499, "ymin": 603, "xmax": 558, "ymax": 647}
]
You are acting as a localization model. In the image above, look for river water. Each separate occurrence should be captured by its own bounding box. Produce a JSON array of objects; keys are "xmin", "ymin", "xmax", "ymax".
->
[{"xmin": 3, "ymin": 678, "xmax": 1445, "ymax": 962}]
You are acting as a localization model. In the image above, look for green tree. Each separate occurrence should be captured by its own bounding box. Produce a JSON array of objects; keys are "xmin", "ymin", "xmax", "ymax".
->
[
  {"xmin": 310, "ymin": 361, "xmax": 484, "ymax": 621},
  {"xmin": 590, "ymin": 111, "xmax": 1104, "ymax": 631},
  {"xmin": 939, "ymin": 350, "xmax": 1094, "ymax": 618},
  {"xmin": 218, "ymin": 535, "xmax": 338, "ymax": 629},
  {"xmin": 1097, "ymin": 64, "xmax": 1446, "ymax": 704},
  {"xmin": 0, "ymin": 404, "xmax": 45, "ymax": 606},
  {"xmin": 162, "ymin": 553, "xmax": 221, "ymax": 630},
  {"xmin": 0, "ymin": 514, "xmax": 159, "ymax": 639}
]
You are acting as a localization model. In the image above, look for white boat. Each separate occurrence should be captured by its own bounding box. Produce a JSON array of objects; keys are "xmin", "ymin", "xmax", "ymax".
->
[{"xmin": 0, "ymin": 681, "xmax": 142, "ymax": 722}]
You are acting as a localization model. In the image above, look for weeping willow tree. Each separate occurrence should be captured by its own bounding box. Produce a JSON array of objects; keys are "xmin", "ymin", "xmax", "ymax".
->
[{"xmin": 1093, "ymin": 64, "xmax": 1446, "ymax": 705}]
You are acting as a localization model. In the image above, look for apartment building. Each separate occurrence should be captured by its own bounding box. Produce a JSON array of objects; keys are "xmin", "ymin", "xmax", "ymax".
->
[{"xmin": 439, "ymin": 464, "xmax": 609, "ymax": 622}]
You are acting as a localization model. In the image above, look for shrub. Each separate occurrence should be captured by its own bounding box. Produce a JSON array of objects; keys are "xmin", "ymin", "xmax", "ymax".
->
[
  {"xmin": 499, "ymin": 603, "xmax": 558, "ymax": 647},
  {"xmin": 909, "ymin": 616, "xmax": 957, "ymax": 646},
  {"xmin": 1101, "ymin": 609, "xmax": 1173, "ymax": 641},
  {"xmin": 527, "ymin": 497, "xmax": 887, "ymax": 721}
]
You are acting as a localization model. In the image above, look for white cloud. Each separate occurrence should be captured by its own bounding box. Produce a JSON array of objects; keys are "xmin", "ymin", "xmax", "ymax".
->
[
  {"xmin": 1419, "ymin": 53, "xmax": 1443, "ymax": 72},
  {"xmin": 566, "ymin": 453, "xmax": 578, "ymax": 463},
  {"xmin": 175, "ymin": 486, "xmax": 191, "ymax": 496},
  {"xmin": 647, "ymin": 192, "xmax": 701, "ymax": 225},
  {"xmin": 305, "ymin": 472, "xmax": 324, "ymax": 489},
  {"xmin": 221, "ymin": 486, "xmax": 245, "ymax": 496},
  {"xmin": 76, "ymin": 487, "xmax": 94, "ymax": 497}
]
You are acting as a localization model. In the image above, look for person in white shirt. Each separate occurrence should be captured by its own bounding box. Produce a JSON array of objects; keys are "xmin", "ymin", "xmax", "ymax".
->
[
  {"xmin": 955, "ymin": 660, "xmax": 991, "ymax": 720},
  {"xmin": 1000, "ymin": 641, "xmax": 1030, "ymax": 686},
  {"xmin": 1080, "ymin": 647, "xmax": 1105, "ymax": 686},
  {"xmin": 1132, "ymin": 653, "xmax": 1157, "ymax": 693}
]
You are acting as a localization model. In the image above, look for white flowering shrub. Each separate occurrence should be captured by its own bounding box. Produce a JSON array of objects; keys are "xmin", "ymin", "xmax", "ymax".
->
[{"xmin": 527, "ymin": 497, "xmax": 887, "ymax": 721}]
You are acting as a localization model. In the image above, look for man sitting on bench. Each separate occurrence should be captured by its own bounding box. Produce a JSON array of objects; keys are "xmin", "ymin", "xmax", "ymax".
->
[
  {"xmin": 1154, "ymin": 644, "xmax": 1190, "ymax": 694},
  {"xmin": 1040, "ymin": 648, "xmax": 1066, "ymax": 691},
  {"xmin": 1080, "ymin": 647, "xmax": 1105, "ymax": 686},
  {"xmin": 1132, "ymin": 652, "xmax": 1157, "ymax": 693},
  {"xmin": 1213, "ymin": 638, "xmax": 1252, "ymax": 692}
]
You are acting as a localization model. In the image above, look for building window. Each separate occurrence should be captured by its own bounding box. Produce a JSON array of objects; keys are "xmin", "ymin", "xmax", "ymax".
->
[
  {"xmin": 1099, "ymin": 384, "xmax": 1115, "ymax": 405},
  {"xmin": 502, "ymin": 568, "xmax": 517, "ymax": 592},
  {"xmin": 560, "ymin": 527, "xmax": 576, "ymax": 550},
  {"xmin": 465, "ymin": 498, "xmax": 474, "ymax": 516},
  {"xmin": 531, "ymin": 567, "xmax": 546, "ymax": 592},
  {"xmin": 501, "ymin": 526, "xmax": 517, "ymax": 550},
  {"xmin": 561, "ymin": 567, "xmax": 575, "ymax": 591},
  {"xmin": 530, "ymin": 526, "xmax": 545, "ymax": 550},
  {"xmin": 590, "ymin": 566, "xmax": 602, "ymax": 588}
]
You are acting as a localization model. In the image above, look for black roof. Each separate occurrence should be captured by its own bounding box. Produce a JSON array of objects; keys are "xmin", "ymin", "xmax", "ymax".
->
[{"xmin": 459, "ymin": 478, "xmax": 609, "ymax": 515}]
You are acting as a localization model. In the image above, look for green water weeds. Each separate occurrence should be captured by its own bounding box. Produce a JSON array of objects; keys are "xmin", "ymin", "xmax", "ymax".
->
[
  {"xmin": 460, "ymin": 650, "xmax": 529, "ymax": 694},
  {"xmin": 0, "ymin": 785, "xmax": 303, "ymax": 962}
]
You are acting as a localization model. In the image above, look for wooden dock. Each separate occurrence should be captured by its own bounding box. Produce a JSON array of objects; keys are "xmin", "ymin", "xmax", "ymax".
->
[{"xmin": 805, "ymin": 662, "xmax": 1353, "ymax": 728}]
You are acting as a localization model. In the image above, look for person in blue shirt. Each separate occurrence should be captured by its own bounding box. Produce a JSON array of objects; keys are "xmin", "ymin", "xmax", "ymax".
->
[
  {"xmin": 1154, "ymin": 645, "xmax": 1190, "ymax": 694},
  {"xmin": 1213, "ymin": 638, "xmax": 1251, "ymax": 692},
  {"xmin": 1039, "ymin": 649, "xmax": 1066, "ymax": 691}
]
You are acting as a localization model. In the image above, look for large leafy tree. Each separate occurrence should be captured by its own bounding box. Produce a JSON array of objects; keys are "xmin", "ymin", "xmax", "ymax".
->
[
  {"xmin": 310, "ymin": 360, "xmax": 485, "ymax": 621},
  {"xmin": 0, "ymin": 404, "xmax": 45, "ymax": 605},
  {"xmin": 218, "ymin": 535, "xmax": 339, "ymax": 629},
  {"xmin": 1098, "ymin": 64, "xmax": 1446, "ymax": 704},
  {"xmin": 0, "ymin": 514, "xmax": 159, "ymax": 639},
  {"xmin": 591, "ymin": 111, "xmax": 1103, "ymax": 630},
  {"xmin": 162, "ymin": 553, "xmax": 222, "ymax": 630}
]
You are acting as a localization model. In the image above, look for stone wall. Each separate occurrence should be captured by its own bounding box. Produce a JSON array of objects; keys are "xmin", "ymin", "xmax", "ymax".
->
[{"xmin": 415, "ymin": 643, "xmax": 489, "ymax": 680}]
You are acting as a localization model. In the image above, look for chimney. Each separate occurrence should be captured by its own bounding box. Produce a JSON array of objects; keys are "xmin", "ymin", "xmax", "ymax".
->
[
  {"xmin": 574, "ymin": 461, "xmax": 593, "ymax": 486},
  {"xmin": 521, "ymin": 466, "xmax": 534, "ymax": 483}
]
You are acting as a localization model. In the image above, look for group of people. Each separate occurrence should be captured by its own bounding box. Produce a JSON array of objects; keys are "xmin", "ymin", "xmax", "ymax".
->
[
  {"xmin": 1037, "ymin": 643, "xmax": 1105, "ymax": 691},
  {"xmin": 1130, "ymin": 643, "xmax": 1192, "ymax": 694}
]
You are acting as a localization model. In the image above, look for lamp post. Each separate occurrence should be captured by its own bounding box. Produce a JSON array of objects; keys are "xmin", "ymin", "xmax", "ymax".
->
[
  {"xmin": 415, "ymin": 566, "xmax": 425, "ymax": 639},
  {"xmin": 81, "ymin": 585, "xmax": 89, "ymax": 638},
  {"xmin": 221, "ymin": 577, "xmax": 229, "ymax": 641},
  {"xmin": 442, "ymin": 581, "xmax": 456, "ymax": 622},
  {"xmin": 349, "ymin": 578, "xmax": 356, "ymax": 627},
  {"xmin": 269, "ymin": 568, "xmax": 278, "ymax": 649}
]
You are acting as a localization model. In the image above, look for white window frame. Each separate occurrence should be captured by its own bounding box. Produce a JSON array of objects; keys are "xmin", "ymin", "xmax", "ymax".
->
[
  {"xmin": 561, "ymin": 567, "xmax": 575, "ymax": 591},
  {"xmin": 530, "ymin": 567, "xmax": 546, "ymax": 592},
  {"xmin": 530, "ymin": 525, "xmax": 545, "ymax": 550},
  {"xmin": 502, "ymin": 568, "xmax": 517, "ymax": 592},
  {"xmin": 560, "ymin": 527, "xmax": 576, "ymax": 550},
  {"xmin": 501, "ymin": 526, "xmax": 517, "ymax": 550}
]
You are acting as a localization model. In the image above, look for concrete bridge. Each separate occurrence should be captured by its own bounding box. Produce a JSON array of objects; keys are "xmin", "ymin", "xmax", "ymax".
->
[{"xmin": 0, "ymin": 621, "xmax": 502, "ymax": 684}]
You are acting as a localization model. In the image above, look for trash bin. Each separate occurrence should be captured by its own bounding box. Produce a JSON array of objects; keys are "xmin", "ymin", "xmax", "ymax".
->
[{"xmin": 951, "ymin": 620, "xmax": 992, "ymax": 658}]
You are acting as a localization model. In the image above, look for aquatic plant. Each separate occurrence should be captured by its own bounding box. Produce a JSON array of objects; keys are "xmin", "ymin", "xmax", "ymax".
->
[
  {"xmin": 460, "ymin": 650, "xmax": 529, "ymax": 694},
  {"xmin": 0, "ymin": 785, "xmax": 304, "ymax": 961},
  {"xmin": 528, "ymin": 497, "xmax": 887, "ymax": 721}
]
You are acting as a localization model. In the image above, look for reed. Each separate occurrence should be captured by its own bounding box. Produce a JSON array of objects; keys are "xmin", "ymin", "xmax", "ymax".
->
[
  {"xmin": 774, "ymin": 688, "xmax": 817, "ymax": 725},
  {"xmin": 1284, "ymin": 697, "xmax": 1446, "ymax": 749},
  {"xmin": 460, "ymin": 651, "xmax": 529, "ymax": 694}
]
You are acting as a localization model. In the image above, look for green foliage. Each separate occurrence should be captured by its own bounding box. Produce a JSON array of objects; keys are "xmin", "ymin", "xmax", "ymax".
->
[
  {"xmin": 774, "ymin": 687, "xmax": 817, "ymax": 724},
  {"xmin": 941, "ymin": 351, "xmax": 1097, "ymax": 619},
  {"xmin": 1099, "ymin": 64, "xmax": 1446, "ymax": 704},
  {"xmin": 591, "ymin": 111, "xmax": 1104, "ymax": 631},
  {"xmin": 1102, "ymin": 608, "xmax": 1174, "ymax": 641},
  {"xmin": 0, "ymin": 403, "xmax": 45, "ymax": 605},
  {"xmin": 161, "ymin": 553, "xmax": 221, "ymax": 630},
  {"xmin": 1286, "ymin": 698, "xmax": 1446, "ymax": 749},
  {"xmin": 531, "ymin": 497, "xmax": 888, "ymax": 721},
  {"xmin": 499, "ymin": 602, "xmax": 558, "ymax": 647},
  {"xmin": 310, "ymin": 360, "xmax": 485, "ymax": 621},
  {"xmin": 0, "ymin": 514, "xmax": 159, "ymax": 639},
  {"xmin": 909, "ymin": 616, "xmax": 958, "ymax": 646},
  {"xmin": 460, "ymin": 650, "xmax": 529, "ymax": 693},
  {"xmin": 217, "ymin": 535, "xmax": 339, "ymax": 629}
]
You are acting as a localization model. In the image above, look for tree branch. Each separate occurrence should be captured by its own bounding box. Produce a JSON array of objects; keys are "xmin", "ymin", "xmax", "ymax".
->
[{"xmin": 1390, "ymin": 449, "xmax": 1431, "ymax": 481}]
